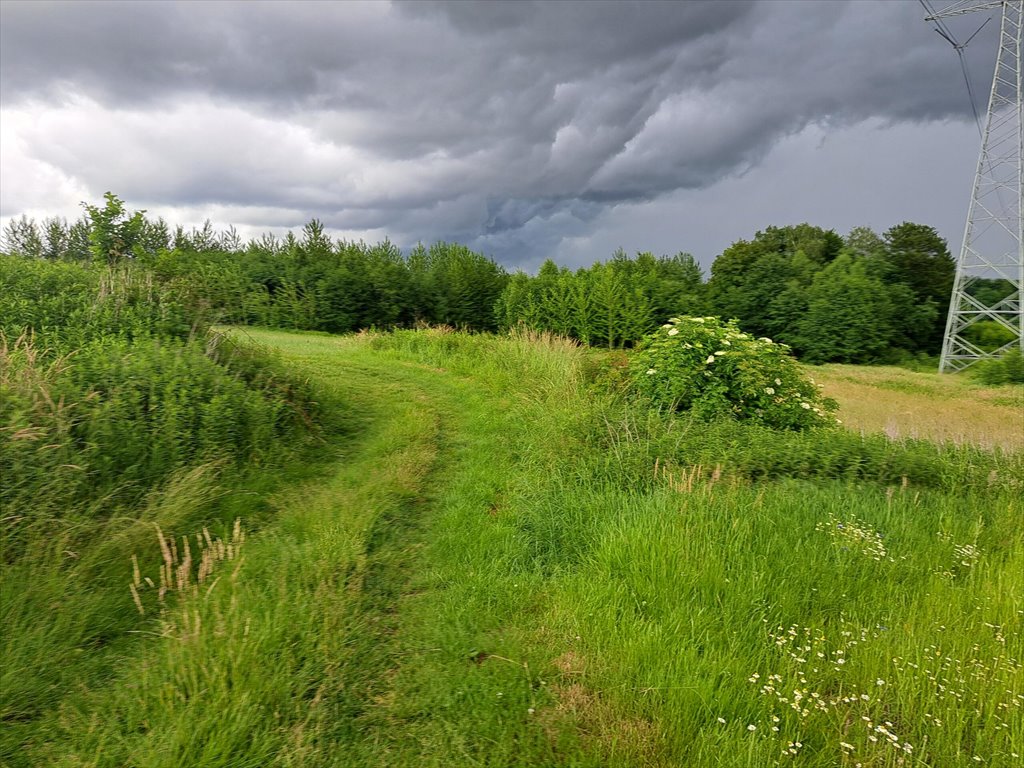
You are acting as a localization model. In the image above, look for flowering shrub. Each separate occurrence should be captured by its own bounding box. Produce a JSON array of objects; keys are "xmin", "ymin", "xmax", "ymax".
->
[{"xmin": 630, "ymin": 316, "xmax": 837, "ymax": 430}]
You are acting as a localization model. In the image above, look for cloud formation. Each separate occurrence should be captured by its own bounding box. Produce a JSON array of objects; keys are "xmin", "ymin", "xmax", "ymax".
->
[{"xmin": 0, "ymin": 0, "xmax": 998, "ymax": 267}]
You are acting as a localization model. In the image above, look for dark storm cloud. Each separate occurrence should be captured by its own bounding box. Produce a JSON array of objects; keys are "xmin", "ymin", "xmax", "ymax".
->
[
  {"xmin": 1, "ymin": 1, "xmax": 375, "ymax": 106},
  {"xmin": 1, "ymin": 1, "xmax": 751, "ymax": 106},
  {"xmin": 0, "ymin": 0, "xmax": 998, "ymax": 265}
]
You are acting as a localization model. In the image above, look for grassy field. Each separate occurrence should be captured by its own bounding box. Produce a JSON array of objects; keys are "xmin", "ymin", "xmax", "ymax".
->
[
  {"xmin": 3, "ymin": 328, "xmax": 1022, "ymax": 767},
  {"xmin": 813, "ymin": 364, "xmax": 1024, "ymax": 452}
]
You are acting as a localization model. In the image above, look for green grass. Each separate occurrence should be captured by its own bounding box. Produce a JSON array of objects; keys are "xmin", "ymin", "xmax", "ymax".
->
[{"xmin": 3, "ymin": 327, "xmax": 1021, "ymax": 767}]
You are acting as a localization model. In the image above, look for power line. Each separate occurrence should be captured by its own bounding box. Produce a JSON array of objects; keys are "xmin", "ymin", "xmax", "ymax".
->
[{"xmin": 920, "ymin": 0, "xmax": 992, "ymax": 138}]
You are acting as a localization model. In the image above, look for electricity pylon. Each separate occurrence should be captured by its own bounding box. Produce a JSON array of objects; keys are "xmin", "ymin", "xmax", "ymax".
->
[{"xmin": 927, "ymin": 1, "xmax": 1023, "ymax": 372}]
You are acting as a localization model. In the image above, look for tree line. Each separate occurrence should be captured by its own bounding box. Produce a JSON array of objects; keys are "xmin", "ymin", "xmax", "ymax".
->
[{"xmin": 3, "ymin": 192, "xmax": 1015, "ymax": 364}]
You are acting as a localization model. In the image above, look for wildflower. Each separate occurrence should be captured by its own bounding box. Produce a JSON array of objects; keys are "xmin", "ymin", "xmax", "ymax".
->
[
  {"xmin": 714, "ymin": 350, "xmax": 726, "ymax": 355},
  {"xmin": 661, "ymin": 323, "xmax": 673, "ymax": 329},
  {"xmin": 876, "ymin": 679, "xmax": 885, "ymax": 686},
  {"xmin": 775, "ymin": 378, "xmax": 782, "ymax": 385},
  {"xmin": 646, "ymin": 369, "xmax": 656, "ymax": 375},
  {"xmin": 747, "ymin": 724, "xmax": 757, "ymax": 731},
  {"xmin": 668, "ymin": 328, "xmax": 679, "ymax": 336},
  {"xmin": 706, "ymin": 355, "xmax": 716, "ymax": 364},
  {"xmin": 765, "ymin": 387, "xmax": 775, "ymax": 395},
  {"xmin": 717, "ymin": 717, "xmax": 727, "ymax": 724},
  {"xmin": 801, "ymin": 402, "xmax": 811, "ymax": 409}
]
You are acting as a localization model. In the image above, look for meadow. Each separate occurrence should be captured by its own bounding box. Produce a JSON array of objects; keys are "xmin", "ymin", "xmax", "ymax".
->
[
  {"xmin": 813, "ymin": 364, "xmax": 1024, "ymax": 452},
  {"xmin": 2, "ymin": 318, "xmax": 1021, "ymax": 766}
]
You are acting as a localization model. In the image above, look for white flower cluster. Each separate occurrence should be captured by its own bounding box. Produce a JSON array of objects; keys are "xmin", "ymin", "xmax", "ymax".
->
[{"xmin": 815, "ymin": 513, "xmax": 891, "ymax": 561}]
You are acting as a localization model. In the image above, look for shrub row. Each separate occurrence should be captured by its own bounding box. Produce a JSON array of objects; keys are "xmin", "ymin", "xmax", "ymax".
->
[{"xmin": 0, "ymin": 255, "xmax": 324, "ymax": 559}]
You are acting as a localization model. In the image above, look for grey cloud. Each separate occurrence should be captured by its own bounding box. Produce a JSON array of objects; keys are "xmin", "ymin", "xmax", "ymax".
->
[
  {"xmin": 1, "ymin": 1, "xmax": 390, "ymax": 107},
  {"xmin": 0, "ymin": 0, "xmax": 1000, "ymax": 267}
]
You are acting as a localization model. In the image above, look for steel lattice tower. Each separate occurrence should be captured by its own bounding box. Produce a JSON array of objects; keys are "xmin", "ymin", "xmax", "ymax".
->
[{"xmin": 929, "ymin": 1, "xmax": 1023, "ymax": 372}]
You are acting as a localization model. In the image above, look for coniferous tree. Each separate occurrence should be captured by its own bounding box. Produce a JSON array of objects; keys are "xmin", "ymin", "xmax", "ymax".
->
[
  {"xmin": 590, "ymin": 263, "xmax": 626, "ymax": 348},
  {"xmin": 570, "ymin": 270, "xmax": 597, "ymax": 344},
  {"xmin": 40, "ymin": 217, "xmax": 69, "ymax": 261},
  {"xmin": 1, "ymin": 215, "xmax": 43, "ymax": 258}
]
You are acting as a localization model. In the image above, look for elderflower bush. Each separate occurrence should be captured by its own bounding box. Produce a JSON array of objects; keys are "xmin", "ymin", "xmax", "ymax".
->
[{"xmin": 630, "ymin": 316, "xmax": 837, "ymax": 430}]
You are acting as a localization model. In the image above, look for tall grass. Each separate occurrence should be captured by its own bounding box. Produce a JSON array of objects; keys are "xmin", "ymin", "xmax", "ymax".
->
[
  {"xmin": 367, "ymin": 326, "xmax": 585, "ymax": 400},
  {"xmin": 590, "ymin": 405, "xmax": 1022, "ymax": 494},
  {"xmin": 1, "ymin": 258, "xmax": 331, "ymax": 763},
  {"xmin": 1, "ymin": 333, "xmax": 320, "ymax": 540},
  {"xmin": 1, "ymin": 255, "xmax": 324, "ymax": 534}
]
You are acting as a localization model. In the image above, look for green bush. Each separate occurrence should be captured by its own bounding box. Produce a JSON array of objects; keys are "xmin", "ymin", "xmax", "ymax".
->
[
  {"xmin": 1, "ymin": 252, "xmax": 326, "ymax": 545},
  {"xmin": 1, "ymin": 333, "xmax": 320, "ymax": 542},
  {"xmin": 962, "ymin": 320, "xmax": 1016, "ymax": 353},
  {"xmin": 630, "ymin": 316, "xmax": 837, "ymax": 430},
  {"xmin": 974, "ymin": 347, "xmax": 1024, "ymax": 385},
  {"xmin": 0, "ymin": 255, "xmax": 198, "ymax": 350}
]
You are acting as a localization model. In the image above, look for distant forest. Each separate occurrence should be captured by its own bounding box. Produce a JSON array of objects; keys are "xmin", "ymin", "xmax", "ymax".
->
[{"xmin": 2, "ymin": 193, "xmax": 1016, "ymax": 364}]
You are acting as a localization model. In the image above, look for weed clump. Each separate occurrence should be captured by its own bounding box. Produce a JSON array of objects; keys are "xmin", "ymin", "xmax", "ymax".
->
[{"xmin": 630, "ymin": 316, "xmax": 836, "ymax": 430}]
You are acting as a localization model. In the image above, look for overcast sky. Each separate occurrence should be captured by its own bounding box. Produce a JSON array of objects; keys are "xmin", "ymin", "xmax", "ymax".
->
[{"xmin": 0, "ymin": 0, "xmax": 1001, "ymax": 272}]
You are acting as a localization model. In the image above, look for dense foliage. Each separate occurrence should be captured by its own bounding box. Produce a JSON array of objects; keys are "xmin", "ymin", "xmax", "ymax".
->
[
  {"xmin": 2, "ymin": 198, "xmax": 508, "ymax": 334},
  {"xmin": 495, "ymin": 250, "xmax": 704, "ymax": 347},
  {"xmin": 974, "ymin": 347, "xmax": 1024, "ymax": 385},
  {"xmin": 2, "ymin": 193, "xmax": 1018, "ymax": 372},
  {"xmin": 704, "ymin": 223, "xmax": 955, "ymax": 362},
  {"xmin": 629, "ymin": 316, "xmax": 836, "ymax": 430},
  {"xmin": 0, "ymin": 249, "xmax": 320, "ymax": 545}
]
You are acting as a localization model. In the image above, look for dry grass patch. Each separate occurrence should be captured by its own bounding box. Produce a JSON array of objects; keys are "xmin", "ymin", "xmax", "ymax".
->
[
  {"xmin": 553, "ymin": 650, "xmax": 586, "ymax": 676},
  {"xmin": 812, "ymin": 364, "xmax": 1024, "ymax": 451},
  {"xmin": 534, "ymin": 650, "xmax": 667, "ymax": 766},
  {"xmin": 541, "ymin": 681, "xmax": 664, "ymax": 766}
]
